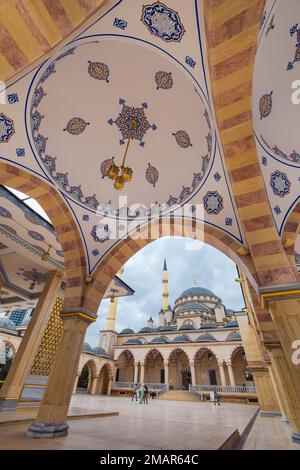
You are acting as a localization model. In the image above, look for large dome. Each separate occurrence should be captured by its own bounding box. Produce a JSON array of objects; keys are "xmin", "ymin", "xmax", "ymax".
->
[{"xmin": 178, "ymin": 287, "xmax": 216, "ymax": 299}]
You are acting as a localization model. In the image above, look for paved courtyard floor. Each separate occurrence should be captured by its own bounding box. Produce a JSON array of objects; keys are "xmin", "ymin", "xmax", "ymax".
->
[{"xmin": 0, "ymin": 395, "xmax": 299, "ymax": 450}]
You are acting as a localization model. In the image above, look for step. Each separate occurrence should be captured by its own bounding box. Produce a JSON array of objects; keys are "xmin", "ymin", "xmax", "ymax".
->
[{"xmin": 158, "ymin": 390, "xmax": 200, "ymax": 402}]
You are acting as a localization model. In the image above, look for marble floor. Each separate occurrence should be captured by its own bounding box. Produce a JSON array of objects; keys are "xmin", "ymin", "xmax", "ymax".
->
[{"xmin": 0, "ymin": 395, "xmax": 298, "ymax": 450}]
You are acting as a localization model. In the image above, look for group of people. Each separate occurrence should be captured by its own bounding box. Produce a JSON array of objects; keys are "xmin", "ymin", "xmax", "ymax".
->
[{"xmin": 131, "ymin": 383, "xmax": 149, "ymax": 404}]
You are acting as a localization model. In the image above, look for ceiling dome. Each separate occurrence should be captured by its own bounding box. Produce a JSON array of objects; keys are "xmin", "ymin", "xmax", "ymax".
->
[
  {"xmin": 124, "ymin": 338, "xmax": 143, "ymax": 345},
  {"xmin": 0, "ymin": 317, "xmax": 16, "ymax": 331},
  {"xmin": 172, "ymin": 335, "xmax": 191, "ymax": 343},
  {"xmin": 160, "ymin": 325, "xmax": 174, "ymax": 332},
  {"xmin": 200, "ymin": 322, "xmax": 217, "ymax": 329},
  {"xmin": 178, "ymin": 287, "xmax": 216, "ymax": 299},
  {"xmin": 225, "ymin": 320, "xmax": 238, "ymax": 328},
  {"xmin": 195, "ymin": 333, "xmax": 216, "ymax": 342},
  {"xmin": 139, "ymin": 327, "xmax": 153, "ymax": 333},
  {"xmin": 150, "ymin": 336, "xmax": 169, "ymax": 344},
  {"xmin": 179, "ymin": 323, "xmax": 195, "ymax": 331},
  {"xmin": 176, "ymin": 301, "xmax": 211, "ymax": 314},
  {"xmin": 227, "ymin": 332, "xmax": 242, "ymax": 342}
]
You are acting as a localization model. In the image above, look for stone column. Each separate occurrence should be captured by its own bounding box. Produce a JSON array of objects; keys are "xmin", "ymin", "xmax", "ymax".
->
[
  {"xmin": 134, "ymin": 363, "xmax": 139, "ymax": 384},
  {"xmin": 140, "ymin": 363, "xmax": 145, "ymax": 384},
  {"xmin": 218, "ymin": 362, "xmax": 227, "ymax": 386},
  {"xmin": 164, "ymin": 362, "xmax": 169, "ymax": 385},
  {"xmin": 265, "ymin": 297, "xmax": 300, "ymax": 443},
  {"xmin": 266, "ymin": 342, "xmax": 300, "ymax": 442},
  {"xmin": 107, "ymin": 379, "xmax": 113, "ymax": 396},
  {"xmin": 0, "ymin": 271, "xmax": 62, "ymax": 410},
  {"xmin": 190, "ymin": 361, "xmax": 196, "ymax": 386},
  {"xmin": 227, "ymin": 363, "xmax": 236, "ymax": 387},
  {"xmin": 90, "ymin": 376, "xmax": 99, "ymax": 395},
  {"xmin": 73, "ymin": 375, "xmax": 80, "ymax": 394},
  {"xmin": 26, "ymin": 308, "xmax": 97, "ymax": 438},
  {"xmin": 251, "ymin": 366, "xmax": 281, "ymax": 416}
]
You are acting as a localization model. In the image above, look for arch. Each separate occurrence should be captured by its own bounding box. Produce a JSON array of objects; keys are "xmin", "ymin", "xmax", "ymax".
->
[
  {"xmin": 77, "ymin": 358, "xmax": 97, "ymax": 393},
  {"xmin": 115, "ymin": 349, "xmax": 134, "ymax": 383},
  {"xmin": 230, "ymin": 346, "xmax": 248, "ymax": 386},
  {"xmin": 0, "ymin": 162, "xmax": 86, "ymax": 309},
  {"xmin": 282, "ymin": 200, "xmax": 300, "ymax": 273},
  {"xmin": 194, "ymin": 348, "xmax": 220, "ymax": 386},
  {"xmin": 97, "ymin": 362, "xmax": 113, "ymax": 395},
  {"xmin": 85, "ymin": 218, "xmax": 259, "ymax": 313},
  {"xmin": 167, "ymin": 348, "xmax": 191, "ymax": 390},
  {"xmin": 144, "ymin": 349, "xmax": 164, "ymax": 384}
]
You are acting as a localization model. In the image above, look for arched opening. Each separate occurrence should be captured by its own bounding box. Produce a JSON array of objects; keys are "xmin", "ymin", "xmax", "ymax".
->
[
  {"xmin": 0, "ymin": 343, "xmax": 14, "ymax": 384},
  {"xmin": 168, "ymin": 349, "xmax": 190, "ymax": 390},
  {"xmin": 97, "ymin": 363, "xmax": 111, "ymax": 395},
  {"xmin": 231, "ymin": 347, "xmax": 249, "ymax": 386},
  {"xmin": 194, "ymin": 349, "xmax": 220, "ymax": 386},
  {"xmin": 144, "ymin": 349, "xmax": 164, "ymax": 384},
  {"xmin": 115, "ymin": 350, "xmax": 134, "ymax": 383},
  {"xmin": 77, "ymin": 360, "xmax": 97, "ymax": 393}
]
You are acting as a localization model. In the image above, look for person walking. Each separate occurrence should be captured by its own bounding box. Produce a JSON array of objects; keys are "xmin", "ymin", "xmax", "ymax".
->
[
  {"xmin": 139, "ymin": 383, "xmax": 145, "ymax": 404},
  {"xmin": 143, "ymin": 384, "xmax": 149, "ymax": 404},
  {"xmin": 131, "ymin": 384, "xmax": 138, "ymax": 402},
  {"xmin": 214, "ymin": 390, "xmax": 220, "ymax": 406}
]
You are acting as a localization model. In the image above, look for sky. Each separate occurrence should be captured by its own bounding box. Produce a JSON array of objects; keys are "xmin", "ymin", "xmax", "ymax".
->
[{"xmin": 84, "ymin": 237, "xmax": 245, "ymax": 347}]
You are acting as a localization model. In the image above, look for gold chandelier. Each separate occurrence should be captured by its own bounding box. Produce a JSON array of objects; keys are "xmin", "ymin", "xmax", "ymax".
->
[{"xmin": 107, "ymin": 119, "xmax": 136, "ymax": 190}]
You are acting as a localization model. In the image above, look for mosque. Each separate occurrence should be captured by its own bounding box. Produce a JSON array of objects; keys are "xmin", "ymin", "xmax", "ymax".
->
[{"xmin": 0, "ymin": 0, "xmax": 299, "ymax": 450}]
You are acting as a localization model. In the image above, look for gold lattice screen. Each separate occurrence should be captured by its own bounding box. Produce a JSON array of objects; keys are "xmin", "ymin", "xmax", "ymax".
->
[{"xmin": 30, "ymin": 297, "xmax": 64, "ymax": 376}]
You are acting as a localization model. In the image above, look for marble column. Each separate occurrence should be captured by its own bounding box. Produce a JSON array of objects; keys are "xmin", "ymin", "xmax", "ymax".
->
[
  {"xmin": 266, "ymin": 297, "xmax": 300, "ymax": 443},
  {"xmin": 251, "ymin": 366, "xmax": 281, "ymax": 416},
  {"xmin": 164, "ymin": 362, "xmax": 169, "ymax": 385},
  {"xmin": 133, "ymin": 363, "xmax": 139, "ymax": 384},
  {"xmin": 227, "ymin": 363, "xmax": 236, "ymax": 387},
  {"xmin": 26, "ymin": 308, "xmax": 97, "ymax": 438},
  {"xmin": 107, "ymin": 379, "xmax": 113, "ymax": 396},
  {"xmin": 190, "ymin": 361, "xmax": 196, "ymax": 386},
  {"xmin": 0, "ymin": 271, "xmax": 62, "ymax": 410},
  {"xmin": 218, "ymin": 362, "xmax": 227, "ymax": 386},
  {"xmin": 140, "ymin": 363, "xmax": 145, "ymax": 384}
]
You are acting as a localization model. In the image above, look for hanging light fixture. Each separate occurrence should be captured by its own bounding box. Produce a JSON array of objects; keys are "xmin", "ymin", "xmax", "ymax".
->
[
  {"xmin": 41, "ymin": 244, "xmax": 52, "ymax": 261},
  {"xmin": 108, "ymin": 119, "xmax": 136, "ymax": 191}
]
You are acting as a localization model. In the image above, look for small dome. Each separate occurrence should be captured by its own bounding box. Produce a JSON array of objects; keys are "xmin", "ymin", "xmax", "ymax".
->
[
  {"xmin": 93, "ymin": 346, "xmax": 108, "ymax": 357},
  {"xmin": 200, "ymin": 322, "xmax": 217, "ymax": 329},
  {"xmin": 227, "ymin": 332, "xmax": 241, "ymax": 341},
  {"xmin": 150, "ymin": 336, "xmax": 169, "ymax": 344},
  {"xmin": 124, "ymin": 338, "xmax": 142, "ymax": 345},
  {"xmin": 225, "ymin": 320, "xmax": 238, "ymax": 328},
  {"xmin": 120, "ymin": 328, "xmax": 135, "ymax": 334},
  {"xmin": 82, "ymin": 342, "xmax": 93, "ymax": 352},
  {"xmin": 0, "ymin": 317, "xmax": 16, "ymax": 331},
  {"xmin": 139, "ymin": 327, "xmax": 153, "ymax": 333},
  {"xmin": 176, "ymin": 302, "xmax": 211, "ymax": 314},
  {"xmin": 172, "ymin": 335, "xmax": 191, "ymax": 343},
  {"xmin": 160, "ymin": 325, "xmax": 174, "ymax": 332},
  {"xmin": 179, "ymin": 287, "xmax": 216, "ymax": 299},
  {"xmin": 179, "ymin": 323, "xmax": 195, "ymax": 331},
  {"xmin": 225, "ymin": 308, "xmax": 235, "ymax": 316},
  {"xmin": 195, "ymin": 333, "xmax": 216, "ymax": 342}
]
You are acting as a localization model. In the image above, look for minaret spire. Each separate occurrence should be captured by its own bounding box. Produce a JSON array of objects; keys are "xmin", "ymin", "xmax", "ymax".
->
[
  {"xmin": 104, "ymin": 266, "xmax": 124, "ymax": 331},
  {"xmin": 162, "ymin": 258, "xmax": 169, "ymax": 311}
]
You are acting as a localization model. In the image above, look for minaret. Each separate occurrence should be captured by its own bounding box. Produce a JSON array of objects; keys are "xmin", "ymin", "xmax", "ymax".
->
[
  {"xmin": 162, "ymin": 258, "xmax": 169, "ymax": 311},
  {"xmin": 104, "ymin": 266, "xmax": 124, "ymax": 331}
]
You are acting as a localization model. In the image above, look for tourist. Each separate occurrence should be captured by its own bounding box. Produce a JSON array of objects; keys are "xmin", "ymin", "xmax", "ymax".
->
[
  {"xmin": 143, "ymin": 384, "xmax": 149, "ymax": 404},
  {"xmin": 214, "ymin": 390, "xmax": 220, "ymax": 406},
  {"xmin": 132, "ymin": 384, "xmax": 138, "ymax": 402},
  {"xmin": 139, "ymin": 383, "xmax": 145, "ymax": 404}
]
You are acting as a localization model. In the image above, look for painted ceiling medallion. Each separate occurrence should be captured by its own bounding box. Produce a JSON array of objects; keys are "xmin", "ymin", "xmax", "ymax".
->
[
  {"xmin": 0, "ymin": 113, "xmax": 15, "ymax": 143},
  {"xmin": 155, "ymin": 71, "xmax": 173, "ymax": 90},
  {"xmin": 100, "ymin": 157, "xmax": 115, "ymax": 179},
  {"xmin": 24, "ymin": 213, "xmax": 41, "ymax": 225},
  {"xmin": 259, "ymin": 91, "xmax": 273, "ymax": 119},
  {"xmin": 141, "ymin": 2, "xmax": 185, "ymax": 42},
  {"xmin": 63, "ymin": 117, "xmax": 90, "ymax": 135},
  {"xmin": 173, "ymin": 130, "xmax": 192, "ymax": 148},
  {"xmin": 0, "ymin": 224, "xmax": 17, "ymax": 235},
  {"xmin": 145, "ymin": 163, "xmax": 159, "ymax": 187},
  {"xmin": 109, "ymin": 99, "xmax": 157, "ymax": 147},
  {"xmin": 91, "ymin": 224, "xmax": 111, "ymax": 243},
  {"xmin": 88, "ymin": 61, "xmax": 110, "ymax": 82},
  {"xmin": 203, "ymin": 191, "xmax": 223, "ymax": 215},
  {"xmin": 28, "ymin": 230, "xmax": 45, "ymax": 241},
  {"xmin": 0, "ymin": 207, "xmax": 12, "ymax": 218},
  {"xmin": 17, "ymin": 267, "xmax": 47, "ymax": 287},
  {"xmin": 260, "ymin": 136, "xmax": 300, "ymax": 164},
  {"xmin": 270, "ymin": 170, "xmax": 291, "ymax": 198}
]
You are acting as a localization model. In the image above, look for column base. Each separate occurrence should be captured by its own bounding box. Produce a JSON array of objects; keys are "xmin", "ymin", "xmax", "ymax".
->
[
  {"xmin": 26, "ymin": 421, "xmax": 69, "ymax": 439},
  {"xmin": 291, "ymin": 433, "xmax": 300, "ymax": 443},
  {"xmin": 259, "ymin": 410, "xmax": 282, "ymax": 417},
  {"xmin": 280, "ymin": 416, "xmax": 290, "ymax": 424}
]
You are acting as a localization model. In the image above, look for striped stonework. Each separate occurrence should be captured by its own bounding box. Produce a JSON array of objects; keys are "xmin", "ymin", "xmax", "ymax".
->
[
  {"xmin": 0, "ymin": 161, "xmax": 86, "ymax": 309},
  {"xmin": 203, "ymin": 0, "xmax": 299, "ymax": 288},
  {"xmin": 0, "ymin": 0, "xmax": 109, "ymax": 84}
]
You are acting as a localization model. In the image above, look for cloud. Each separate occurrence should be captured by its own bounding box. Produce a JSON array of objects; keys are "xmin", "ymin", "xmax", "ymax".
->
[{"xmin": 84, "ymin": 237, "xmax": 245, "ymax": 346}]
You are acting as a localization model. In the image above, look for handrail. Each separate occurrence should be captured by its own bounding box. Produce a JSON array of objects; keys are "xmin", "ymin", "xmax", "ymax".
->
[
  {"xmin": 112, "ymin": 382, "xmax": 167, "ymax": 390},
  {"xmin": 189, "ymin": 384, "xmax": 256, "ymax": 394}
]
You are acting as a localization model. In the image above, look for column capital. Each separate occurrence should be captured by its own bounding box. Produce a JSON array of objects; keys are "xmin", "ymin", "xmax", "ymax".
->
[
  {"xmin": 60, "ymin": 308, "xmax": 97, "ymax": 324},
  {"xmin": 259, "ymin": 282, "xmax": 300, "ymax": 308}
]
